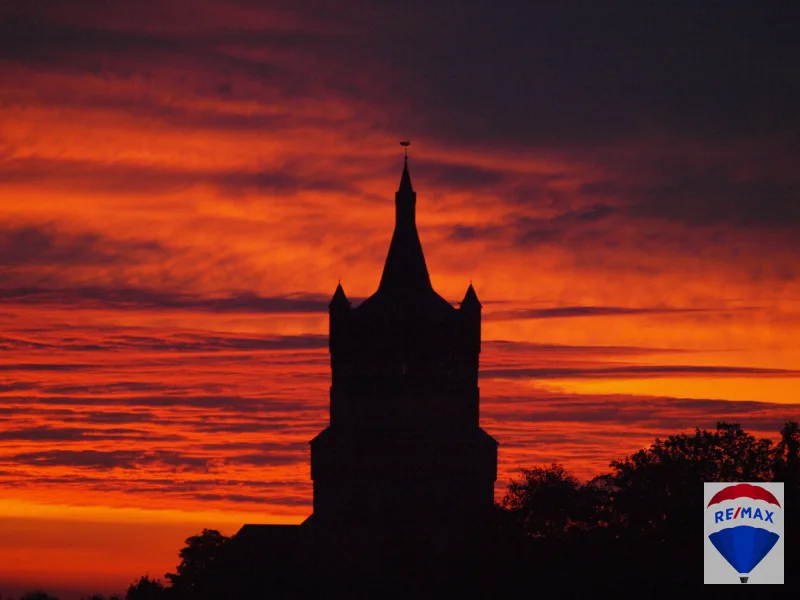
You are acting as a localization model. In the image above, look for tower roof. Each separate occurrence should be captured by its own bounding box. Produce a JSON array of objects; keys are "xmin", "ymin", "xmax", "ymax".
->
[
  {"xmin": 460, "ymin": 283, "xmax": 482, "ymax": 309},
  {"xmin": 377, "ymin": 157, "xmax": 432, "ymax": 294},
  {"xmin": 330, "ymin": 282, "xmax": 350, "ymax": 309},
  {"xmin": 356, "ymin": 157, "xmax": 454, "ymax": 320}
]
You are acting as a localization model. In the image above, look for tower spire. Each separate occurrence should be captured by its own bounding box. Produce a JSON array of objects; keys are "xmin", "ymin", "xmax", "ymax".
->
[{"xmin": 376, "ymin": 148, "xmax": 431, "ymax": 295}]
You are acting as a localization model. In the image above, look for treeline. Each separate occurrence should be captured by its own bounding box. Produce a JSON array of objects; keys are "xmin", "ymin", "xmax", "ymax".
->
[
  {"xmin": 7, "ymin": 421, "xmax": 798, "ymax": 599},
  {"xmin": 500, "ymin": 420, "xmax": 798, "ymax": 541}
]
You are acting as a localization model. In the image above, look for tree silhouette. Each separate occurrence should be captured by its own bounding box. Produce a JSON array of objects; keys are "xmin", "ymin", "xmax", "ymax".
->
[
  {"xmin": 165, "ymin": 529, "xmax": 230, "ymax": 599},
  {"xmin": 500, "ymin": 462, "xmax": 607, "ymax": 539},
  {"xmin": 125, "ymin": 576, "xmax": 165, "ymax": 600},
  {"xmin": 490, "ymin": 421, "xmax": 796, "ymax": 592},
  {"xmin": 773, "ymin": 420, "xmax": 799, "ymax": 483},
  {"xmin": 773, "ymin": 420, "xmax": 799, "ymax": 548},
  {"xmin": 607, "ymin": 422, "xmax": 773, "ymax": 540}
]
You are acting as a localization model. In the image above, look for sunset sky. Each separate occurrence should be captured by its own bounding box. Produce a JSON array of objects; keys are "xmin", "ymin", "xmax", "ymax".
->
[{"xmin": 1, "ymin": 1, "xmax": 798, "ymax": 597}]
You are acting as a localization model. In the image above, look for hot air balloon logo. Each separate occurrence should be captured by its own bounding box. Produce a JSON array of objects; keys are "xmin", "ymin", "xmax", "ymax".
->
[{"xmin": 704, "ymin": 482, "xmax": 784, "ymax": 584}]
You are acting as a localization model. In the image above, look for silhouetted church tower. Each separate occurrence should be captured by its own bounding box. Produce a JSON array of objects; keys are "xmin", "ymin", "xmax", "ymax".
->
[{"xmin": 309, "ymin": 153, "xmax": 498, "ymax": 535}]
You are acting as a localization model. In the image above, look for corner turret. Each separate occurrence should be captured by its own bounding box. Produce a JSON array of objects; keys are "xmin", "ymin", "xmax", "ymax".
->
[
  {"xmin": 329, "ymin": 282, "xmax": 350, "ymax": 354},
  {"xmin": 459, "ymin": 283, "xmax": 481, "ymax": 354},
  {"xmin": 330, "ymin": 282, "xmax": 350, "ymax": 311},
  {"xmin": 460, "ymin": 283, "xmax": 482, "ymax": 311}
]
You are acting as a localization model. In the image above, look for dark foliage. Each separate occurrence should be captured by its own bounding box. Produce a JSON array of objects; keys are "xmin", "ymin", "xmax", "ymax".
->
[
  {"xmin": 124, "ymin": 576, "xmax": 165, "ymax": 600},
  {"xmin": 164, "ymin": 529, "xmax": 229, "ymax": 600},
  {"xmin": 494, "ymin": 421, "xmax": 797, "ymax": 597},
  {"xmin": 500, "ymin": 461, "xmax": 609, "ymax": 538}
]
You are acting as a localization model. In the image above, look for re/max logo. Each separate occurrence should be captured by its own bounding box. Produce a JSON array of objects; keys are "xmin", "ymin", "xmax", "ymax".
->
[{"xmin": 714, "ymin": 506, "xmax": 775, "ymax": 524}]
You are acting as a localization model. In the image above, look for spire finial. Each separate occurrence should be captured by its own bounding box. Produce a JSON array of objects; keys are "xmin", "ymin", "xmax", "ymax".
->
[{"xmin": 400, "ymin": 140, "xmax": 410, "ymax": 160}]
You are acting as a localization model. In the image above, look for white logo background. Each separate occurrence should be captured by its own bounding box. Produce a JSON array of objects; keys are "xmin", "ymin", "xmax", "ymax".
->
[{"xmin": 704, "ymin": 482, "xmax": 784, "ymax": 584}]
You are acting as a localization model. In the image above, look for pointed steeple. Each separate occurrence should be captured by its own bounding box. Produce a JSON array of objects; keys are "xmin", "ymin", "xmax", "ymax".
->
[
  {"xmin": 330, "ymin": 282, "xmax": 350, "ymax": 310},
  {"xmin": 376, "ymin": 157, "xmax": 433, "ymax": 295},
  {"xmin": 355, "ymin": 150, "xmax": 454, "ymax": 320},
  {"xmin": 460, "ymin": 283, "xmax": 482, "ymax": 310}
]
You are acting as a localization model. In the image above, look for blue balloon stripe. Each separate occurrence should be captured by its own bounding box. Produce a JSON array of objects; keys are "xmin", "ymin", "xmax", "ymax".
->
[{"xmin": 709, "ymin": 526, "xmax": 780, "ymax": 574}]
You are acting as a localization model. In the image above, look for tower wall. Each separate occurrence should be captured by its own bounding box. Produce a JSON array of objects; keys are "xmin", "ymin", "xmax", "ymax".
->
[
  {"xmin": 309, "ymin": 158, "xmax": 497, "ymax": 532},
  {"xmin": 328, "ymin": 309, "xmax": 480, "ymax": 428}
]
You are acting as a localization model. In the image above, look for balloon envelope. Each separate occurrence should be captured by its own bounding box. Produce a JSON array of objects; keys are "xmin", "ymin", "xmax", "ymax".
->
[{"xmin": 709, "ymin": 525, "xmax": 779, "ymax": 574}]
